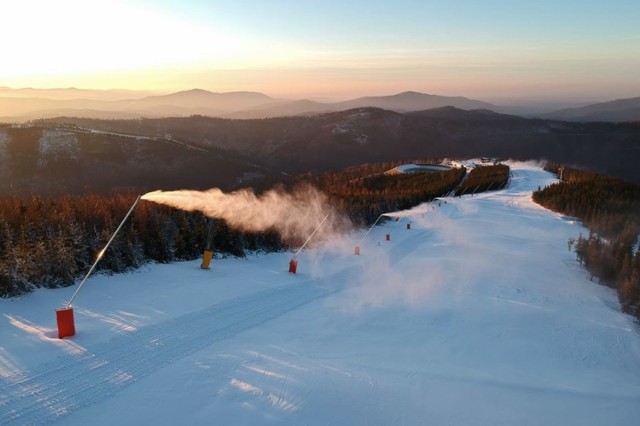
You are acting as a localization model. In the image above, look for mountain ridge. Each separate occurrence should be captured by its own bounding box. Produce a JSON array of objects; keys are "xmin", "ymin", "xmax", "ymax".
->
[
  {"xmin": 4, "ymin": 106, "xmax": 636, "ymax": 199},
  {"xmin": 542, "ymin": 96, "xmax": 640, "ymax": 122},
  {"xmin": 0, "ymin": 88, "xmax": 529, "ymax": 121},
  {"xmin": 2, "ymin": 88, "xmax": 639, "ymax": 122}
]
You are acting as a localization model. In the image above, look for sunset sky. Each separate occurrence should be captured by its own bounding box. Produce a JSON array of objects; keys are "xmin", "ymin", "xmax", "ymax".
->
[{"xmin": 2, "ymin": 0, "xmax": 639, "ymax": 102}]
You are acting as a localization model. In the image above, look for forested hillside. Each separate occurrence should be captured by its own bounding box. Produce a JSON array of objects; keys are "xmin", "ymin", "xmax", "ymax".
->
[
  {"xmin": 295, "ymin": 161, "xmax": 510, "ymax": 224},
  {"xmin": 0, "ymin": 124, "xmax": 277, "ymax": 196},
  {"xmin": 0, "ymin": 159, "xmax": 477, "ymax": 298},
  {"xmin": 0, "ymin": 193, "xmax": 283, "ymax": 297},
  {"xmin": 454, "ymin": 164, "xmax": 510, "ymax": 196},
  {"xmin": 533, "ymin": 166, "xmax": 640, "ymax": 319},
  {"xmin": 40, "ymin": 108, "xmax": 640, "ymax": 185},
  {"xmin": 295, "ymin": 160, "xmax": 466, "ymax": 224}
]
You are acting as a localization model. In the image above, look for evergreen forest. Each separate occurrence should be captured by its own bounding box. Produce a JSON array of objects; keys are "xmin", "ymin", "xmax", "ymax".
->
[
  {"xmin": 0, "ymin": 159, "xmax": 520, "ymax": 297},
  {"xmin": 533, "ymin": 166, "xmax": 640, "ymax": 320},
  {"xmin": 0, "ymin": 159, "xmax": 512, "ymax": 298},
  {"xmin": 0, "ymin": 193, "xmax": 283, "ymax": 297},
  {"xmin": 454, "ymin": 164, "xmax": 510, "ymax": 196},
  {"xmin": 295, "ymin": 159, "xmax": 468, "ymax": 224}
]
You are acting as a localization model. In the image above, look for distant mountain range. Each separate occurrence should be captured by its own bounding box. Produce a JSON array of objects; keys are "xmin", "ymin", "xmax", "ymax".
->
[
  {"xmin": 0, "ymin": 89, "xmax": 277, "ymax": 120},
  {"xmin": 1, "ymin": 87, "xmax": 638, "ymax": 122},
  {"xmin": 541, "ymin": 97, "xmax": 640, "ymax": 122},
  {"xmin": 0, "ymin": 86, "xmax": 153, "ymax": 101},
  {"xmin": 0, "ymin": 88, "xmax": 500, "ymax": 121}
]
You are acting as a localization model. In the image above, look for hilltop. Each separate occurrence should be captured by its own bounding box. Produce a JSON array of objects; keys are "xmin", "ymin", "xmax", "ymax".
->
[{"xmin": 31, "ymin": 108, "xmax": 640, "ymax": 189}]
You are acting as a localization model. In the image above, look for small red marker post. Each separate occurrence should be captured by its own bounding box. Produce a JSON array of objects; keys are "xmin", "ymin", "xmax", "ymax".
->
[{"xmin": 289, "ymin": 258, "xmax": 298, "ymax": 274}]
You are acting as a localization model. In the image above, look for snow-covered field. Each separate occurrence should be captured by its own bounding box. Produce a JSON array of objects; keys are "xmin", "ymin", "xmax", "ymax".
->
[{"xmin": 1, "ymin": 162, "xmax": 639, "ymax": 425}]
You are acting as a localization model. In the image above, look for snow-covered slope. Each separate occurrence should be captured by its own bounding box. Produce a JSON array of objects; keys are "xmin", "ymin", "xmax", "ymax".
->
[{"xmin": 1, "ymin": 162, "xmax": 639, "ymax": 425}]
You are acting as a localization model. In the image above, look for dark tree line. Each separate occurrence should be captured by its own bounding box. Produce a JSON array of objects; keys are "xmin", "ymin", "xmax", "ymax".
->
[
  {"xmin": 297, "ymin": 159, "xmax": 467, "ymax": 224},
  {"xmin": 454, "ymin": 164, "xmax": 510, "ymax": 196},
  {"xmin": 533, "ymin": 166, "xmax": 640, "ymax": 319},
  {"xmin": 0, "ymin": 193, "xmax": 284, "ymax": 297},
  {"xmin": 1, "ymin": 158, "xmax": 506, "ymax": 298}
]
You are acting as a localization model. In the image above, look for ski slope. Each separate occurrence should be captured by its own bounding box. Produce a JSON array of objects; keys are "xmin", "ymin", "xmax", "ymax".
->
[{"xmin": 1, "ymin": 161, "xmax": 639, "ymax": 425}]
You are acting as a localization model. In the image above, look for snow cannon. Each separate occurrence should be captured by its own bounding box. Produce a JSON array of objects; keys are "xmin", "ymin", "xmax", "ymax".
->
[
  {"xmin": 386, "ymin": 233, "xmax": 391, "ymax": 241},
  {"xmin": 56, "ymin": 307, "xmax": 76, "ymax": 338},
  {"xmin": 201, "ymin": 219, "xmax": 215, "ymax": 270},
  {"xmin": 288, "ymin": 213, "xmax": 330, "ymax": 275},
  {"xmin": 57, "ymin": 195, "xmax": 141, "ymax": 339},
  {"xmin": 289, "ymin": 258, "xmax": 298, "ymax": 274},
  {"xmin": 354, "ymin": 246, "xmax": 360, "ymax": 255},
  {"xmin": 201, "ymin": 250, "xmax": 214, "ymax": 269}
]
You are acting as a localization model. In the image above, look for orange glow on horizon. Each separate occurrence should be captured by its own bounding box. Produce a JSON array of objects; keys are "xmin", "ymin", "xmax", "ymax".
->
[{"xmin": 1, "ymin": 1, "xmax": 637, "ymax": 102}]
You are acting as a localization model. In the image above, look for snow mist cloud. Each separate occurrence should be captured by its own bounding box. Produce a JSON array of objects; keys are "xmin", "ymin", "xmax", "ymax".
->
[{"xmin": 141, "ymin": 185, "xmax": 352, "ymax": 244}]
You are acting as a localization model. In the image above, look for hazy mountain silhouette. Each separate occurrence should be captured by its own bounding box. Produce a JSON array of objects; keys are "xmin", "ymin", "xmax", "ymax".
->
[
  {"xmin": 124, "ymin": 89, "xmax": 275, "ymax": 113},
  {"xmin": 224, "ymin": 92, "xmax": 501, "ymax": 119},
  {"xmin": 543, "ymin": 96, "xmax": 640, "ymax": 122},
  {"xmin": 0, "ymin": 89, "xmax": 276, "ymax": 120},
  {"xmin": 334, "ymin": 91, "xmax": 498, "ymax": 112},
  {"xmin": 407, "ymin": 106, "xmax": 518, "ymax": 120},
  {"xmin": 0, "ymin": 89, "xmax": 507, "ymax": 121},
  {"xmin": 0, "ymin": 97, "xmax": 117, "ymax": 119},
  {"xmin": 2, "ymin": 88, "xmax": 639, "ymax": 123},
  {"xmin": 0, "ymin": 87, "xmax": 152, "ymax": 101},
  {"xmin": 225, "ymin": 99, "xmax": 333, "ymax": 119}
]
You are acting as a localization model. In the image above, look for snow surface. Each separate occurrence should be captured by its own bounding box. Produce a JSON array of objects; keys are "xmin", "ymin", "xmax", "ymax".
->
[
  {"xmin": 1, "ymin": 161, "xmax": 640, "ymax": 425},
  {"xmin": 391, "ymin": 164, "xmax": 452, "ymax": 174}
]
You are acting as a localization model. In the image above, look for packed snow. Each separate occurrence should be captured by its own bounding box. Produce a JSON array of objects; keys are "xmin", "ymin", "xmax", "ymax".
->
[
  {"xmin": 389, "ymin": 163, "xmax": 452, "ymax": 174},
  {"xmin": 1, "ymin": 161, "xmax": 639, "ymax": 425}
]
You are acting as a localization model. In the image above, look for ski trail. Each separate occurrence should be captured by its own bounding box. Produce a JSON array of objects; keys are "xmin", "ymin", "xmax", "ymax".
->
[
  {"xmin": 0, "ymin": 202, "xmax": 435, "ymax": 425},
  {"xmin": 0, "ymin": 279, "xmax": 346, "ymax": 425}
]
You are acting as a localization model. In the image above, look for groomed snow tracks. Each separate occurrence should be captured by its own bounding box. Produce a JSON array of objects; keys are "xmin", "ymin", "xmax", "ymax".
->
[{"xmin": 0, "ymin": 281, "xmax": 334, "ymax": 425}]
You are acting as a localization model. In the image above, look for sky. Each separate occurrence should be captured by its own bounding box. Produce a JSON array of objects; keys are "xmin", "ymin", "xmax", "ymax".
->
[{"xmin": 2, "ymin": 0, "xmax": 639, "ymax": 102}]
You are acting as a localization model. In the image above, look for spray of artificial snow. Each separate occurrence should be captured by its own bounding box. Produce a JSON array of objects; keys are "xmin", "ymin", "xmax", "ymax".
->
[{"xmin": 141, "ymin": 185, "xmax": 352, "ymax": 245}]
